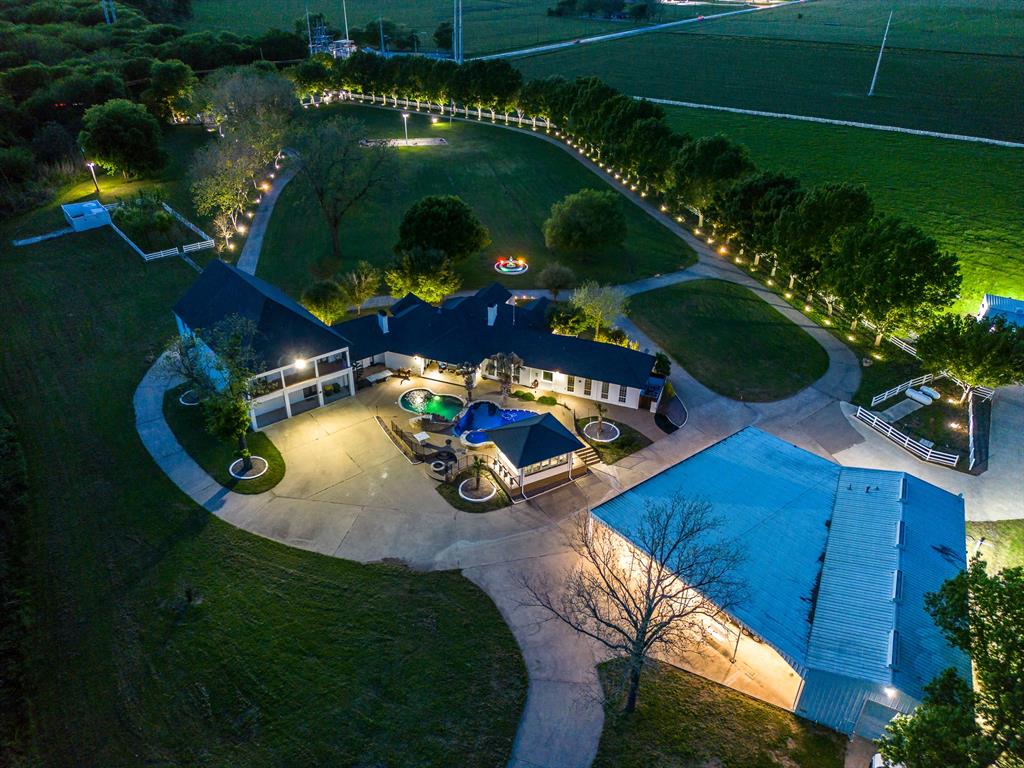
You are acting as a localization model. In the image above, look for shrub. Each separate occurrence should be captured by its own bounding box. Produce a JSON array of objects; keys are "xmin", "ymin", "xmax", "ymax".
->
[
  {"xmin": 511, "ymin": 390, "xmax": 535, "ymax": 401},
  {"xmin": 537, "ymin": 395, "xmax": 558, "ymax": 406}
]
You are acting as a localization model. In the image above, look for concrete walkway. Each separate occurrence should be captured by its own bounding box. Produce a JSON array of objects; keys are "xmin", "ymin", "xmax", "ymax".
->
[{"xmin": 235, "ymin": 161, "xmax": 297, "ymax": 275}]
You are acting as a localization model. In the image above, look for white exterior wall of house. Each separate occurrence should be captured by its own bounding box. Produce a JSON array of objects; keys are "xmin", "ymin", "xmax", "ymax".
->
[
  {"xmin": 485, "ymin": 363, "xmax": 643, "ymax": 409},
  {"xmin": 247, "ymin": 349, "xmax": 355, "ymax": 430},
  {"xmin": 174, "ymin": 314, "xmax": 354, "ymax": 430}
]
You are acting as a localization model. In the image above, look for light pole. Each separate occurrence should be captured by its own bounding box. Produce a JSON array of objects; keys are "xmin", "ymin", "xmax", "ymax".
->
[
  {"xmin": 401, "ymin": 112, "xmax": 410, "ymax": 142},
  {"xmin": 86, "ymin": 161, "xmax": 100, "ymax": 197}
]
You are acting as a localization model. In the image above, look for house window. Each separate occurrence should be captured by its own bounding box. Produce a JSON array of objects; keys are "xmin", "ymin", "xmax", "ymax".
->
[
  {"xmin": 514, "ymin": 365, "xmax": 522, "ymax": 383},
  {"xmin": 600, "ymin": 382, "xmax": 609, "ymax": 400},
  {"xmin": 542, "ymin": 370, "xmax": 554, "ymax": 383},
  {"xmin": 618, "ymin": 385, "xmax": 627, "ymax": 403},
  {"xmin": 583, "ymin": 378, "xmax": 592, "ymax": 396},
  {"xmin": 888, "ymin": 630, "xmax": 900, "ymax": 667},
  {"xmin": 892, "ymin": 570, "xmax": 903, "ymax": 602},
  {"xmin": 302, "ymin": 385, "xmax": 318, "ymax": 400},
  {"xmin": 567, "ymin": 375, "xmax": 575, "ymax": 392},
  {"xmin": 896, "ymin": 520, "xmax": 906, "ymax": 547}
]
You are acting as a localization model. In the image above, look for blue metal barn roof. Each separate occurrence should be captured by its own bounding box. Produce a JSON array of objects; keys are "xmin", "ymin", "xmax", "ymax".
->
[
  {"xmin": 592, "ymin": 427, "xmax": 970, "ymax": 690},
  {"xmin": 593, "ymin": 428, "xmax": 840, "ymax": 669}
]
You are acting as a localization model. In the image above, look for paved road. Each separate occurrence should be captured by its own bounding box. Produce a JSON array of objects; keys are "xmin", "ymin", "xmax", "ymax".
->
[{"xmin": 475, "ymin": 0, "xmax": 807, "ymax": 61}]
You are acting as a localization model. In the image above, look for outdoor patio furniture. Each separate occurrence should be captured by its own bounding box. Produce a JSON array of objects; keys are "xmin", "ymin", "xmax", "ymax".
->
[{"xmin": 365, "ymin": 369, "xmax": 393, "ymax": 384}]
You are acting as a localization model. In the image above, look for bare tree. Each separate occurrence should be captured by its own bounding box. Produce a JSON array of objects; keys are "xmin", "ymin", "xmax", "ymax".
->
[
  {"xmin": 292, "ymin": 117, "xmax": 396, "ymax": 269},
  {"xmin": 521, "ymin": 493, "xmax": 745, "ymax": 713}
]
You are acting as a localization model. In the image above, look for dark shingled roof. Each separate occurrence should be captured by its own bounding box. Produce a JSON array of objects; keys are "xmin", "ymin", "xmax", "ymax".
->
[
  {"xmin": 486, "ymin": 413, "xmax": 584, "ymax": 468},
  {"xmin": 333, "ymin": 283, "xmax": 655, "ymax": 389},
  {"xmin": 173, "ymin": 260, "xmax": 350, "ymax": 371}
]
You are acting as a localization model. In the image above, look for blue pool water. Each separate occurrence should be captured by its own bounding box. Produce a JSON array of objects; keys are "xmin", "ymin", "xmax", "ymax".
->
[{"xmin": 454, "ymin": 401, "xmax": 536, "ymax": 444}]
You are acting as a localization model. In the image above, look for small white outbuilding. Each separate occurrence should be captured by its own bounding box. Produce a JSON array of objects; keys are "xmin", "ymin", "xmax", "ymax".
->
[{"xmin": 61, "ymin": 201, "xmax": 110, "ymax": 232}]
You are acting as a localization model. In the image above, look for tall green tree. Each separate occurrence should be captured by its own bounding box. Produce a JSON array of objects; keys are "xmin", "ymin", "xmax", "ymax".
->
[
  {"xmin": 665, "ymin": 134, "xmax": 753, "ymax": 228},
  {"xmin": 538, "ymin": 263, "xmax": 576, "ymax": 301},
  {"xmin": 384, "ymin": 247, "xmax": 462, "ymax": 304},
  {"xmin": 301, "ymin": 280, "xmax": 347, "ymax": 324},
  {"xmin": 78, "ymin": 99, "xmax": 165, "ymax": 178},
  {"xmin": 543, "ymin": 189, "xmax": 626, "ymax": 257},
  {"xmin": 826, "ymin": 216, "xmax": 961, "ymax": 344},
  {"xmin": 292, "ymin": 116, "xmax": 395, "ymax": 268},
  {"xmin": 877, "ymin": 669, "xmax": 997, "ymax": 768},
  {"xmin": 140, "ymin": 59, "xmax": 197, "ymax": 121},
  {"xmin": 396, "ymin": 195, "xmax": 491, "ymax": 262},
  {"xmin": 774, "ymin": 182, "xmax": 874, "ymax": 295},
  {"xmin": 924, "ymin": 558, "xmax": 1024, "ymax": 763},
  {"xmin": 570, "ymin": 281, "xmax": 627, "ymax": 341},
  {"xmin": 195, "ymin": 316, "xmax": 265, "ymax": 473},
  {"xmin": 711, "ymin": 171, "xmax": 801, "ymax": 265},
  {"xmin": 915, "ymin": 315, "xmax": 1024, "ymax": 402},
  {"xmin": 337, "ymin": 260, "xmax": 381, "ymax": 315}
]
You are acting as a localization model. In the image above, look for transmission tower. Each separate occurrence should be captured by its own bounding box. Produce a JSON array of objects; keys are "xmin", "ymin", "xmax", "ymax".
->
[
  {"xmin": 452, "ymin": 0, "xmax": 463, "ymax": 64},
  {"xmin": 100, "ymin": 0, "xmax": 117, "ymax": 24}
]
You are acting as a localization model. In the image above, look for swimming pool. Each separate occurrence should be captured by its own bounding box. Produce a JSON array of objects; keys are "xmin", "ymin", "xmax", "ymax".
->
[
  {"xmin": 398, "ymin": 388, "xmax": 465, "ymax": 421},
  {"xmin": 454, "ymin": 401, "xmax": 536, "ymax": 445}
]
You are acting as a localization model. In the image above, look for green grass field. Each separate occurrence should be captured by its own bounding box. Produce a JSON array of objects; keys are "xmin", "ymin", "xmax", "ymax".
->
[
  {"xmin": 659, "ymin": 105, "xmax": 1024, "ymax": 315},
  {"xmin": 513, "ymin": 0, "xmax": 1024, "ymax": 141},
  {"xmin": 0, "ymin": 130, "xmax": 526, "ymax": 766},
  {"xmin": 594, "ymin": 659, "xmax": 845, "ymax": 768},
  {"xmin": 629, "ymin": 279, "xmax": 830, "ymax": 402},
  {"xmin": 258, "ymin": 104, "xmax": 693, "ymax": 296},
  {"xmin": 967, "ymin": 520, "xmax": 1024, "ymax": 572},
  {"xmin": 164, "ymin": 385, "xmax": 287, "ymax": 494},
  {"xmin": 186, "ymin": 0, "xmax": 728, "ymax": 56}
]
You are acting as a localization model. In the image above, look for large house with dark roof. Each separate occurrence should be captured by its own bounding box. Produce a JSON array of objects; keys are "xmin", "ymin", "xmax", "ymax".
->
[{"xmin": 173, "ymin": 261, "xmax": 662, "ymax": 430}]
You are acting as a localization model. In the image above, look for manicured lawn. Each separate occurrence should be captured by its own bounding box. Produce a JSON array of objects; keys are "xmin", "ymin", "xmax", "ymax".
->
[
  {"xmin": 594, "ymin": 659, "xmax": 845, "ymax": 768},
  {"xmin": 629, "ymin": 279, "xmax": 830, "ymax": 402},
  {"xmin": 163, "ymin": 385, "xmax": 286, "ymax": 494},
  {"xmin": 575, "ymin": 418, "xmax": 651, "ymax": 464},
  {"xmin": 258, "ymin": 103, "xmax": 694, "ymax": 297},
  {"xmin": 967, "ymin": 520, "xmax": 1024, "ymax": 572},
  {"xmin": 656, "ymin": 106, "xmax": 1024, "ymax": 316},
  {"xmin": 514, "ymin": 0, "xmax": 1024, "ymax": 141},
  {"xmin": 0, "ymin": 144, "xmax": 526, "ymax": 765},
  {"xmin": 436, "ymin": 467, "xmax": 513, "ymax": 512},
  {"xmin": 893, "ymin": 391, "xmax": 970, "ymax": 456}
]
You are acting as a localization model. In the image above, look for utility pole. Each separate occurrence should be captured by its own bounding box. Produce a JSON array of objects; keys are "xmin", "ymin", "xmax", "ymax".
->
[
  {"xmin": 379, "ymin": 15, "xmax": 386, "ymax": 57},
  {"xmin": 305, "ymin": 5, "xmax": 313, "ymax": 55},
  {"xmin": 868, "ymin": 10, "xmax": 893, "ymax": 97},
  {"xmin": 342, "ymin": 0, "xmax": 350, "ymax": 41}
]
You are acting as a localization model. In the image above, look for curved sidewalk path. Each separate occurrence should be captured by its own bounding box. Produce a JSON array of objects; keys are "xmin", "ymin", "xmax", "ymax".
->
[{"xmin": 235, "ymin": 160, "xmax": 297, "ymax": 276}]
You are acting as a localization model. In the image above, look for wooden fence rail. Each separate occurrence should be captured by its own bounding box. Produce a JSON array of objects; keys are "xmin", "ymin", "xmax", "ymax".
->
[{"xmin": 854, "ymin": 406, "xmax": 960, "ymax": 467}]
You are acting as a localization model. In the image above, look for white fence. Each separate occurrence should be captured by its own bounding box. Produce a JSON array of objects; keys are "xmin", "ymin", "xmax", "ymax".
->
[
  {"xmin": 143, "ymin": 246, "xmax": 180, "ymax": 261},
  {"xmin": 183, "ymin": 239, "xmax": 215, "ymax": 253},
  {"xmin": 332, "ymin": 91, "xmax": 554, "ymax": 130},
  {"xmin": 162, "ymin": 202, "xmax": 212, "ymax": 241},
  {"xmin": 870, "ymin": 373, "xmax": 936, "ymax": 407},
  {"xmin": 854, "ymin": 406, "xmax": 960, "ymax": 468}
]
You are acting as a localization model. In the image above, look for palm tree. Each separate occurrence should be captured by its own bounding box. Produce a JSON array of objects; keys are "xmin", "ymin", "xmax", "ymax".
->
[
  {"xmin": 491, "ymin": 351, "xmax": 524, "ymax": 405},
  {"xmin": 595, "ymin": 403, "xmax": 608, "ymax": 439},
  {"xmin": 462, "ymin": 362, "xmax": 476, "ymax": 403},
  {"xmin": 472, "ymin": 455, "xmax": 485, "ymax": 490}
]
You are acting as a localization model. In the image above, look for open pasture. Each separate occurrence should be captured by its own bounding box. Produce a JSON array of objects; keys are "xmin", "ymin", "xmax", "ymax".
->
[
  {"xmin": 513, "ymin": 0, "xmax": 1024, "ymax": 141},
  {"xmin": 187, "ymin": 0, "xmax": 731, "ymax": 56},
  {"xmin": 659, "ymin": 104, "xmax": 1024, "ymax": 315}
]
